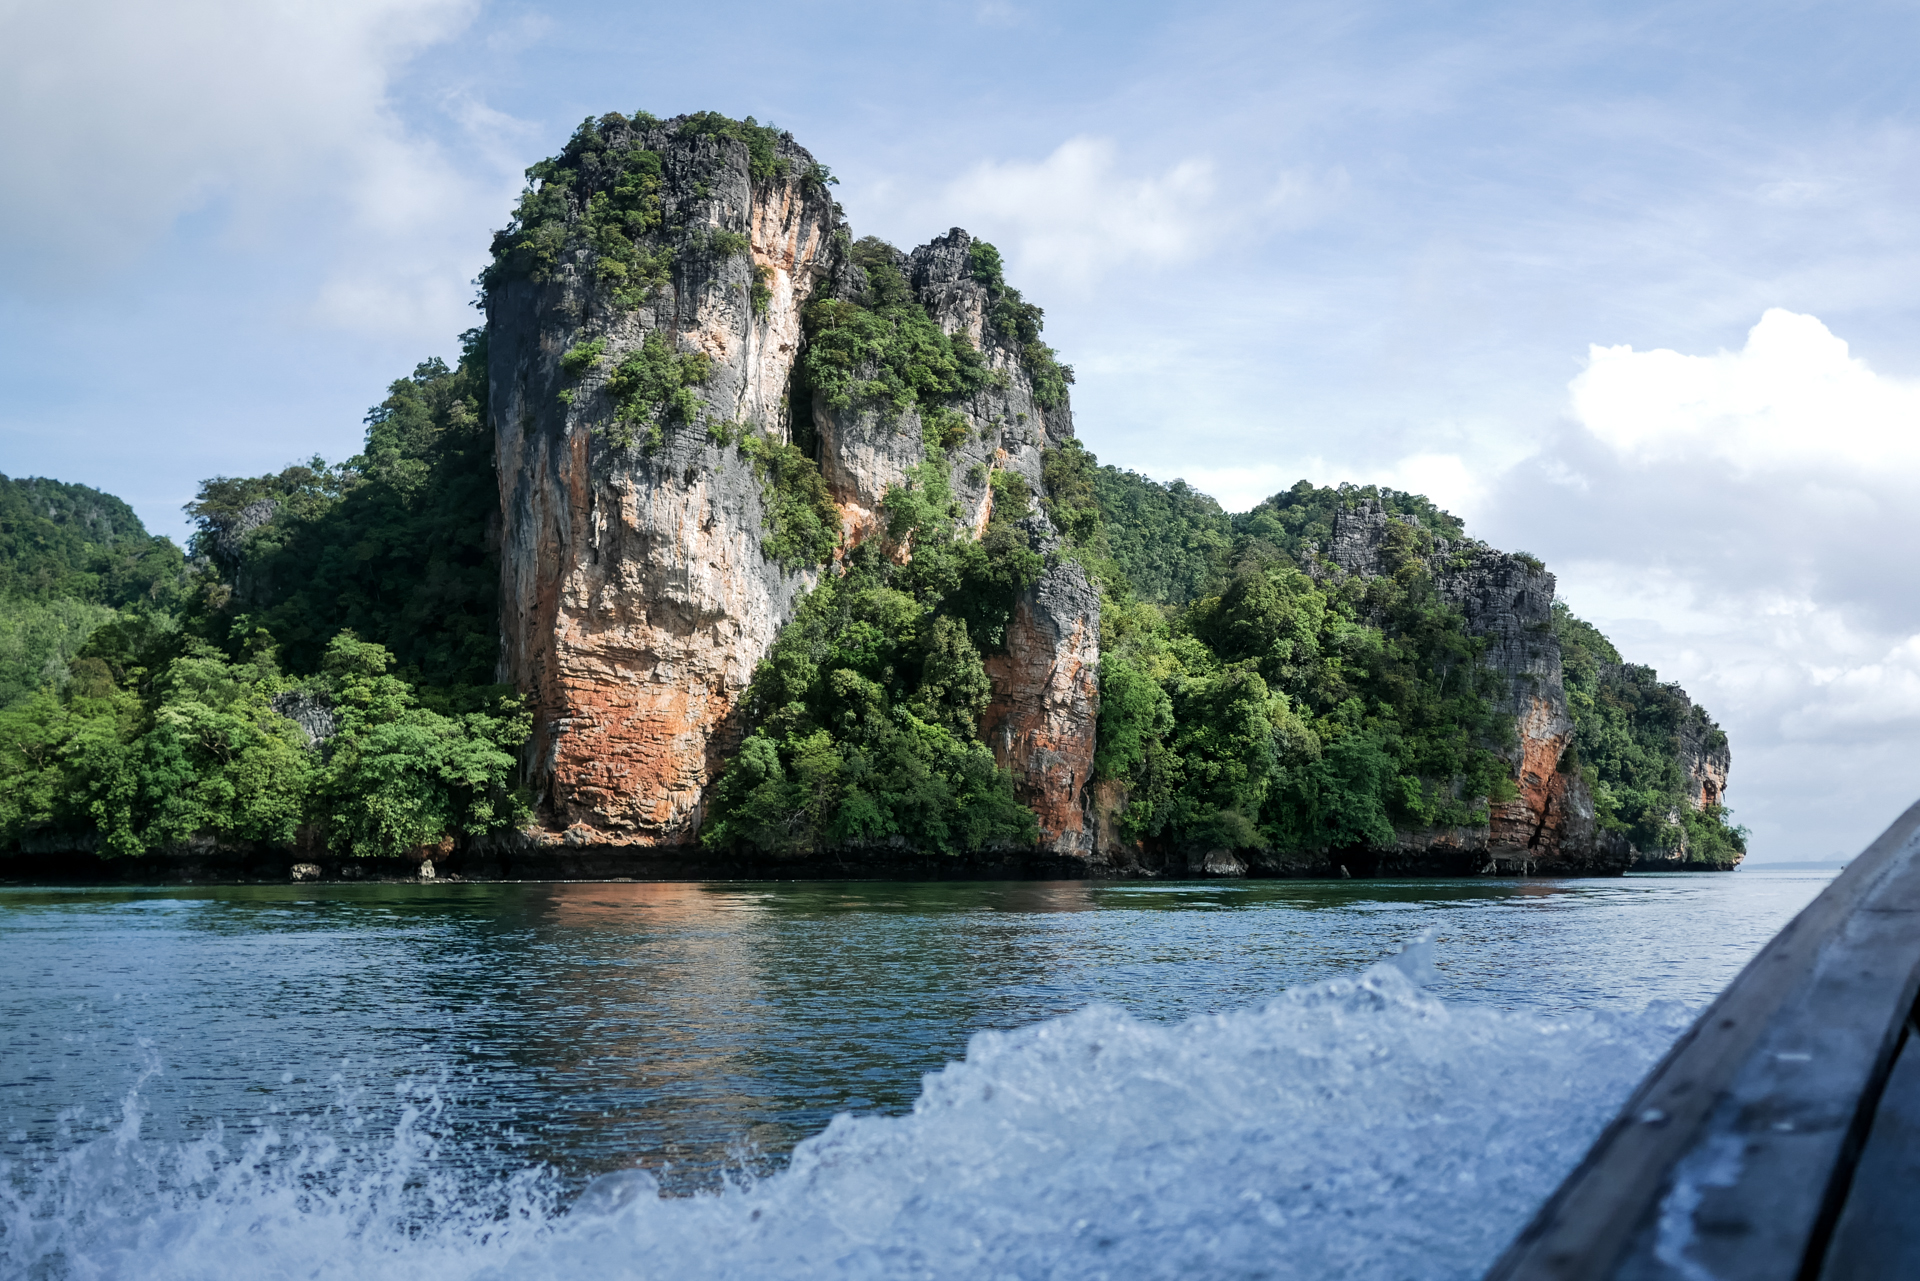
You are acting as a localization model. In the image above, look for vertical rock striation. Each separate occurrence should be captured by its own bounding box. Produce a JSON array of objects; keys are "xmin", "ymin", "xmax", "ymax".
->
[
  {"xmin": 1314, "ymin": 500, "xmax": 1628, "ymax": 874},
  {"xmin": 490, "ymin": 118, "xmax": 838, "ymax": 848},
  {"xmin": 1679, "ymin": 707, "xmax": 1731, "ymax": 811},
  {"xmin": 489, "ymin": 122, "xmax": 1098, "ymax": 860},
  {"xmin": 810, "ymin": 228, "xmax": 1100, "ymax": 857}
]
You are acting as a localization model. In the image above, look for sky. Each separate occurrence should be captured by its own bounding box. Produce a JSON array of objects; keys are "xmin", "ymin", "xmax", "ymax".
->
[{"xmin": 5, "ymin": 0, "xmax": 1919, "ymax": 862}]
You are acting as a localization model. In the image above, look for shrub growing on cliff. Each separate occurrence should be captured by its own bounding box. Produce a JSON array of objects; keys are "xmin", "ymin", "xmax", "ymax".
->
[
  {"xmin": 705, "ymin": 229, "xmax": 751, "ymax": 258},
  {"xmin": 703, "ymin": 539, "xmax": 1037, "ymax": 858},
  {"xmin": 561, "ymin": 337, "xmax": 607, "ymax": 377},
  {"xmin": 603, "ymin": 332, "xmax": 713, "ymax": 451},
  {"xmin": 1039, "ymin": 438, "xmax": 1101, "ymax": 546},
  {"xmin": 740, "ymin": 431, "xmax": 841, "ymax": 566}
]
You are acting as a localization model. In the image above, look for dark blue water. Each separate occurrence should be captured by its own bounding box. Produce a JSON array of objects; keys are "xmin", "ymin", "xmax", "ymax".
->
[{"xmin": 0, "ymin": 872, "xmax": 1831, "ymax": 1279}]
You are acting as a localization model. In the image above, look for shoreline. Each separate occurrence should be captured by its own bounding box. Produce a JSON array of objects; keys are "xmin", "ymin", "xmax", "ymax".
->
[{"xmin": 0, "ymin": 844, "xmax": 1740, "ymax": 886}]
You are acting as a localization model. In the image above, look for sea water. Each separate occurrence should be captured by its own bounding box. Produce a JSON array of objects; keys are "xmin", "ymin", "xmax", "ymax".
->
[{"xmin": 0, "ymin": 872, "xmax": 1830, "ymax": 1279}]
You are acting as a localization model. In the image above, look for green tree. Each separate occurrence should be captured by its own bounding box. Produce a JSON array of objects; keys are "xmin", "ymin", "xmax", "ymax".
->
[
  {"xmin": 184, "ymin": 330, "xmax": 499, "ymax": 688},
  {"xmin": 310, "ymin": 633, "xmax": 529, "ymax": 858}
]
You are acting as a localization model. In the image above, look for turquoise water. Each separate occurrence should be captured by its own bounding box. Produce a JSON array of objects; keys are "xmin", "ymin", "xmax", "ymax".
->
[{"xmin": 0, "ymin": 871, "xmax": 1831, "ymax": 1279}]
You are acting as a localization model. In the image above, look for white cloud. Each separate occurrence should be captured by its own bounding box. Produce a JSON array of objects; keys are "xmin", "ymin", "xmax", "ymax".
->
[
  {"xmin": 0, "ymin": 0, "xmax": 503, "ymax": 343},
  {"xmin": 925, "ymin": 137, "xmax": 1349, "ymax": 295},
  {"xmin": 1792, "ymin": 633, "xmax": 1920, "ymax": 736},
  {"xmin": 937, "ymin": 137, "xmax": 1217, "ymax": 291},
  {"xmin": 1571, "ymin": 308, "xmax": 1920, "ymax": 472},
  {"xmin": 1479, "ymin": 309, "xmax": 1920, "ymax": 859}
]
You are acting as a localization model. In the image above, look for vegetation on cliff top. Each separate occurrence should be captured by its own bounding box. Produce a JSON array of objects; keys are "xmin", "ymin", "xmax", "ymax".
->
[
  {"xmin": 490, "ymin": 109, "xmax": 846, "ymax": 570},
  {"xmin": 1053, "ymin": 451, "xmax": 1517, "ymax": 859},
  {"xmin": 802, "ymin": 237, "xmax": 995, "ymax": 417},
  {"xmin": 1079, "ymin": 461, "xmax": 1744, "ymax": 866},
  {"xmin": 482, "ymin": 109, "xmax": 794, "ymax": 306}
]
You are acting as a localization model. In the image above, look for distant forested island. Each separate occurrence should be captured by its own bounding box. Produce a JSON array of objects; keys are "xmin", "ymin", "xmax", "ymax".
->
[{"xmin": 0, "ymin": 111, "xmax": 1743, "ymax": 879}]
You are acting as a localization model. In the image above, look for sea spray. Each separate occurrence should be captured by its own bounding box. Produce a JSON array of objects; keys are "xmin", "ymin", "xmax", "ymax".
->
[{"xmin": 2, "ymin": 941, "xmax": 1690, "ymax": 1281}]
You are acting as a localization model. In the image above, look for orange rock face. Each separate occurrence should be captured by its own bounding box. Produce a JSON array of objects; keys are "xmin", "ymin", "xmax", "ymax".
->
[
  {"xmin": 1485, "ymin": 695, "xmax": 1580, "ymax": 864},
  {"xmin": 981, "ymin": 562, "xmax": 1103, "ymax": 857},
  {"xmin": 491, "ymin": 121, "xmax": 838, "ymax": 848},
  {"xmin": 490, "ymin": 128, "xmax": 1102, "ymax": 859}
]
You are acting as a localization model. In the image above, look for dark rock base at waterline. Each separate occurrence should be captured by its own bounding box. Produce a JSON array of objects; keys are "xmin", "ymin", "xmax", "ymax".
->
[{"xmin": 2, "ymin": 842, "xmax": 1639, "ymax": 884}]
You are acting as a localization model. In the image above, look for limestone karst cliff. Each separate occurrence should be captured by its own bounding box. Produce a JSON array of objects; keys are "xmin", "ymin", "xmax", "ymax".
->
[
  {"xmin": 0, "ymin": 115, "xmax": 1743, "ymax": 881},
  {"xmin": 475, "ymin": 110, "xmax": 1738, "ymax": 880},
  {"xmin": 1080, "ymin": 478, "xmax": 1741, "ymax": 877},
  {"xmin": 1315, "ymin": 501, "xmax": 1618, "ymax": 874},
  {"xmin": 488, "ymin": 116, "xmax": 834, "ymax": 849},
  {"xmin": 485, "ymin": 114, "xmax": 1098, "ymax": 860}
]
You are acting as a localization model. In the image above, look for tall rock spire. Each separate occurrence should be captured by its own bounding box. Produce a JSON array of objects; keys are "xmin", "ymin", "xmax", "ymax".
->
[{"xmin": 485, "ymin": 116, "xmax": 1099, "ymax": 858}]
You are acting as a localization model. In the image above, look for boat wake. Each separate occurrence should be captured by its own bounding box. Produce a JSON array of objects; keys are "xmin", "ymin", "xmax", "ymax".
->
[{"xmin": 1, "ymin": 938, "xmax": 1688, "ymax": 1280}]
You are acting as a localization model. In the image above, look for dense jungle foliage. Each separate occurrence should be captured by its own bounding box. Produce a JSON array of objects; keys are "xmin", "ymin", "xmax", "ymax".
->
[
  {"xmin": 699, "ymin": 219, "xmax": 1084, "ymax": 858},
  {"xmin": 0, "ymin": 476, "xmax": 188, "ymax": 709},
  {"xmin": 0, "ymin": 332, "xmax": 527, "ymax": 860},
  {"xmin": 701, "ymin": 468, "xmax": 1041, "ymax": 857},
  {"xmin": 1084, "ymin": 462, "xmax": 1744, "ymax": 864},
  {"xmin": 1069, "ymin": 456, "xmax": 1517, "ymax": 857},
  {"xmin": 1554, "ymin": 606, "xmax": 1746, "ymax": 866}
]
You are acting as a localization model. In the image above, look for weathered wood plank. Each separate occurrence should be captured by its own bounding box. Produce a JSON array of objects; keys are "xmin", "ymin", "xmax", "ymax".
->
[
  {"xmin": 1817, "ymin": 1025, "xmax": 1920, "ymax": 1279},
  {"xmin": 1485, "ymin": 799, "xmax": 1920, "ymax": 1281}
]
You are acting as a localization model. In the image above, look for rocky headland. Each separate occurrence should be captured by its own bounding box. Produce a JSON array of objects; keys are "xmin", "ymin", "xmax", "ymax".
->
[{"xmin": 0, "ymin": 112, "xmax": 1742, "ymax": 882}]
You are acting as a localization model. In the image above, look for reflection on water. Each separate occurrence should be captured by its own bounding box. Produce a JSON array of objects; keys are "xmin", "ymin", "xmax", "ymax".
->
[{"xmin": 0, "ymin": 872, "xmax": 1830, "ymax": 1194}]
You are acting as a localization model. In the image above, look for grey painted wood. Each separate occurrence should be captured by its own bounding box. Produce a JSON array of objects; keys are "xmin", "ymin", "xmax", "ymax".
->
[
  {"xmin": 1485, "ymin": 799, "xmax": 1920, "ymax": 1281},
  {"xmin": 1819, "ymin": 1026, "xmax": 1920, "ymax": 1279}
]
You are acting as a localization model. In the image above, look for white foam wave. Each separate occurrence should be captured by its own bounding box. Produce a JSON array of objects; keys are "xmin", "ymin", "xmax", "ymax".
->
[{"xmin": 1, "ymin": 941, "xmax": 1688, "ymax": 1280}]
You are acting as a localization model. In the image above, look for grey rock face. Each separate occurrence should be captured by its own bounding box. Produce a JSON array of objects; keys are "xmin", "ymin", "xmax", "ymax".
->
[
  {"xmin": 490, "ymin": 118, "xmax": 839, "ymax": 847},
  {"xmin": 210, "ymin": 499, "xmax": 278, "ymax": 569},
  {"xmin": 489, "ymin": 129, "xmax": 1100, "ymax": 857},
  {"xmin": 980, "ymin": 514, "xmax": 1103, "ymax": 857},
  {"xmin": 1313, "ymin": 499, "xmax": 1617, "ymax": 872},
  {"xmin": 271, "ymin": 691, "xmax": 339, "ymax": 749},
  {"xmin": 1666, "ymin": 682, "xmax": 1732, "ymax": 811}
]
